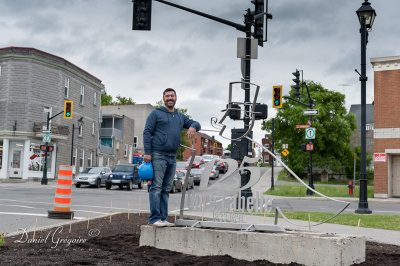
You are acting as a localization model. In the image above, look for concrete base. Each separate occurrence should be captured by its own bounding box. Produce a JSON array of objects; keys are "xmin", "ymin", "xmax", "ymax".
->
[{"xmin": 140, "ymin": 226, "xmax": 365, "ymax": 266}]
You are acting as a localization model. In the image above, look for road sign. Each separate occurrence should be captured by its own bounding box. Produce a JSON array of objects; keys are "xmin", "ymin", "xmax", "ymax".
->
[
  {"xmin": 305, "ymin": 128, "xmax": 316, "ymax": 139},
  {"xmin": 43, "ymin": 134, "xmax": 51, "ymax": 143},
  {"xmin": 282, "ymin": 144, "xmax": 288, "ymax": 149},
  {"xmin": 303, "ymin": 109, "xmax": 319, "ymax": 116},
  {"xmin": 281, "ymin": 149, "xmax": 289, "ymax": 157},
  {"xmin": 296, "ymin": 125, "xmax": 310, "ymax": 129},
  {"xmin": 374, "ymin": 153, "xmax": 386, "ymax": 162}
]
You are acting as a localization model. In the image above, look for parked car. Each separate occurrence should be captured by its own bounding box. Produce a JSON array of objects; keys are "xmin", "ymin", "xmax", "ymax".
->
[
  {"xmin": 209, "ymin": 165, "xmax": 220, "ymax": 179},
  {"xmin": 74, "ymin": 167, "xmax": 111, "ymax": 188},
  {"xmin": 176, "ymin": 161, "xmax": 188, "ymax": 171},
  {"xmin": 190, "ymin": 168, "xmax": 205, "ymax": 185},
  {"xmin": 215, "ymin": 161, "xmax": 228, "ymax": 174},
  {"xmin": 186, "ymin": 156, "xmax": 205, "ymax": 169},
  {"xmin": 176, "ymin": 170, "xmax": 194, "ymax": 190},
  {"xmin": 105, "ymin": 164, "xmax": 142, "ymax": 191}
]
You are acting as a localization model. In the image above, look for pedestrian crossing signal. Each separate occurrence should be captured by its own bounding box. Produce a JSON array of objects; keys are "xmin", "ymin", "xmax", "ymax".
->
[
  {"xmin": 273, "ymin": 85, "xmax": 282, "ymax": 108},
  {"xmin": 40, "ymin": 145, "xmax": 54, "ymax": 152},
  {"xmin": 64, "ymin": 100, "xmax": 73, "ymax": 119}
]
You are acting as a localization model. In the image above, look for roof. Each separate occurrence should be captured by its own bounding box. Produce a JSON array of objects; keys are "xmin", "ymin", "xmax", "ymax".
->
[
  {"xmin": 0, "ymin": 46, "xmax": 103, "ymax": 84},
  {"xmin": 349, "ymin": 104, "xmax": 374, "ymax": 129}
]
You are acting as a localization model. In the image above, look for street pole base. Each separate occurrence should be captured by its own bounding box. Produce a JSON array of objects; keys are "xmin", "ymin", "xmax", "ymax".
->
[
  {"xmin": 355, "ymin": 208, "xmax": 372, "ymax": 214},
  {"xmin": 41, "ymin": 179, "xmax": 48, "ymax": 185},
  {"xmin": 48, "ymin": 210, "xmax": 74, "ymax": 219}
]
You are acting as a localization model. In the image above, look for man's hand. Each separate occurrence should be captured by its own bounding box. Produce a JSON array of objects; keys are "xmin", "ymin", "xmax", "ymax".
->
[
  {"xmin": 186, "ymin": 127, "xmax": 196, "ymax": 139},
  {"xmin": 144, "ymin": 154, "xmax": 152, "ymax": 163}
]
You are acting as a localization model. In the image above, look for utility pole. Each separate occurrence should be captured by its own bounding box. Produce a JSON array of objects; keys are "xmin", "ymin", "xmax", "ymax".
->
[{"xmin": 271, "ymin": 118, "xmax": 274, "ymax": 190}]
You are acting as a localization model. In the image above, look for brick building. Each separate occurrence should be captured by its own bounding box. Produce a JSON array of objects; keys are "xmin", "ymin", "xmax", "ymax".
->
[
  {"xmin": 0, "ymin": 47, "xmax": 104, "ymax": 180},
  {"xmin": 371, "ymin": 56, "xmax": 400, "ymax": 198},
  {"xmin": 183, "ymin": 132, "xmax": 223, "ymax": 161}
]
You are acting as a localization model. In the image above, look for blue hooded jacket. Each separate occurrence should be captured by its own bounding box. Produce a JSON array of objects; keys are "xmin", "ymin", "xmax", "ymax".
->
[{"xmin": 143, "ymin": 106, "xmax": 201, "ymax": 156}]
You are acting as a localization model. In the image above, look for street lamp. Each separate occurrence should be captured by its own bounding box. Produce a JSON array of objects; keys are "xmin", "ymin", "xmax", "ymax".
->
[
  {"xmin": 355, "ymin": 0, "xmax": 376, "ymax": 214},
  {"xmin": 70, "ymin": 117, "xmax": 84, "ymax": 166}
]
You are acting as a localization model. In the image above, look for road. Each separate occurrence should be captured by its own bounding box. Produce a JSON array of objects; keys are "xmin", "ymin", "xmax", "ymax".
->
[{"xmin": 1, "ymin": 167, "xmax": 399, "ymax": 234}]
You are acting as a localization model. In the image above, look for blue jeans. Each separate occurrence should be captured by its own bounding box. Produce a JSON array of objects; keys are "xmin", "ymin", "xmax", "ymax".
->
[{"xmin": 149, "ymin": 152, "xmax": 176, "ymax": 224}]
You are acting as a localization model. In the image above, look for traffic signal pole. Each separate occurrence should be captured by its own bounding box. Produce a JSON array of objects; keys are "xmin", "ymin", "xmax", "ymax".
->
[{"xmin": 41, "ymin": 110, "xmax": 65, "ymax": 185}]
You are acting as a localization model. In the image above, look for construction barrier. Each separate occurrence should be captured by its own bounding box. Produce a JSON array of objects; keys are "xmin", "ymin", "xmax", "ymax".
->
[{"xmin": 48, "ymin": 165, "xmax": 75, "ymax": 219}]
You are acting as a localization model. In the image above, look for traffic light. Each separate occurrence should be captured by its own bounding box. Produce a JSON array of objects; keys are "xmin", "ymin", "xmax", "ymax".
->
[
  {"xmin": 132, "ymin": 0, "xmax": 152, "ymax": 31},
  {"xmin": 251, "ymin": 0, "xmax": 265, "ymax": 46},
  {"xmin": 227, "ymin": 103, "xmax": 241, "ymax": 120},
  {"xmin": 272, "ymin": 85, "xmax": 282, "ymax": 108},
  {"xmin": 40, "ymin": 145, "xmax": 54, "ymax": 152},
  {"xmin": 64, "ymin": 100, "xmax": 73, "ymax": 119},
  {"xmin": 292, "ymin": 69, "xmax": 301, "ymax": 98},
  {"xmin": 301, "ymin": 143, "xmax": 314, "ymax": 152},
  {"xmin": 254, "ymin": 103, "xmax": 268, "ymax": 119}
]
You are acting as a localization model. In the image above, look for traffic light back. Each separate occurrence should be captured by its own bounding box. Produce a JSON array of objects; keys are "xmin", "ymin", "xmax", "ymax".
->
[
  {"xmin": 272, "ymin": 85, "xmax": 282, "ymax": 108},
  {"xmin": 64, "ymin": 100, "xmax": 73, "ymax": 119}
]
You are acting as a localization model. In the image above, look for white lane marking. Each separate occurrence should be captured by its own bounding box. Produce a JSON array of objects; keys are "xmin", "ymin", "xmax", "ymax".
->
[
  {"xmin": 0, "ymin": 211, "xmax": 84, "ymax": 219},
  {"xmin": 0, "ymin": 203, "xmax": 36, "ymax": 209}
]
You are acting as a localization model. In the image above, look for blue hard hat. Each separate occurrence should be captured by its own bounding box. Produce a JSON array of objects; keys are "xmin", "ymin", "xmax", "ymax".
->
[{"xmin": 138, "ymin": 162, "xmax": 153, "ymax": 181}]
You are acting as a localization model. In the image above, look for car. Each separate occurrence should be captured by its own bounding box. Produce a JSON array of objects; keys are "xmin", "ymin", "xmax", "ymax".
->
[
  {"xmin": 176, "ymin": 170, "xmax": 194, "ymax": 190},
  {"xmin": 190, "ymin": 168, "xmax": 205, "ymax": 185},
  {"xmin": 74, "ymin": 167, "xmax": 111, "ymax": 188},
  {"xmin": 170, "ymin": 171, "xmax": 184, "ymax": 193},
  {"xmin": 209, "ymin": 165, "xmax": 220, "ymax": 179},
  {"xmin": 186, "ymin": 156, "xmax": 204, "ymax": 169},
  {"xmin": 201, "ymin": 154, "xmax": 214, "ymax": 162},
  {"xmin": 176, "ymin": 161, "xmax": 188, "ymax": 171},
  {"xmin": 215, "ymin": 161, "xmax": 228, "ymax": 174},
  {"xmin": 105, "ymin": 164, "xmax": 142, "ymax": 191}
]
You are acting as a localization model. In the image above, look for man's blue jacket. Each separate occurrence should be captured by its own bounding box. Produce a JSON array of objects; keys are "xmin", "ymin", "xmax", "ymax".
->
[{"xmin": 143, "ymin": 106, "xmax": 201, "ymax": 156}]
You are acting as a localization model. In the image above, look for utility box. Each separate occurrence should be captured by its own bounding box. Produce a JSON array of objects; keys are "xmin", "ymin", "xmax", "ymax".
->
[{"xmin": 231, "ymin": 129, "xmax": 252, "ymax": 161}]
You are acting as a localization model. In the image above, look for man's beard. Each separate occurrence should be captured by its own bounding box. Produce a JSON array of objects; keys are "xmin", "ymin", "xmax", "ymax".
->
[{"xmin": 165, "ymin": 100, "xmax": 175, "ymax": 108}]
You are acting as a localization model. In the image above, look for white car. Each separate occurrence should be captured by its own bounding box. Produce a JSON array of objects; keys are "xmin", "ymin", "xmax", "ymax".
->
[
  {"xmin": 74, "ymin": 167, "xmax": 111, "ymax": 188},
  {"xmin": 202, "ymin": 154, "xmax": 214, "ymax": 162}
]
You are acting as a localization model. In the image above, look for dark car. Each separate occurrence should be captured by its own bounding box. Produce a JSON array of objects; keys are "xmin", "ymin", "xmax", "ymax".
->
[
  {"xmin": 105, "ymin": 164, "xmax": 142, "ymax": 191},
  {"xmin": 186, "ymin": 156, "xmax": 204, "ymax": 169},
  {"xmin": 215, "ymin": 161, "xmax": 228, "ymax": 174},
  {"xmin": 74, "ymin": 167, "xmax": 111, "ymax": 188},
  {"xmin": 176, "ymin": 170, "xmax": 194, "ymax": 190},
  {"xmin": 190, "ymin": 168, "xmax": 205, "ymax": 185}
]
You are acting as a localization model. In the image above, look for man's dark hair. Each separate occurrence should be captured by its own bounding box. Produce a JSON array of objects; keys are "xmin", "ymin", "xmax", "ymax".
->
[{"xmin": 163, "ymin": 88, "xmax": 176, "ymax": 96}]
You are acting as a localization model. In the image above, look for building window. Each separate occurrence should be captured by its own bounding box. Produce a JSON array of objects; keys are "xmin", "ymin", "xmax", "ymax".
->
[
  {"xmin": 124, "ymin": 144, "xmax": 128, "ymax": 157},
  {"xmin": 28, "ymin": 142, "xmax": 52, "ymax": 172},
  {"xmin": 80, "ymin": 149, "xmax": 85, "ymax": 170},
  {"xmin": 133, "ymin": 136, "xmax": 138, "ymax": 148},
  {"xmin": 72, "ymin": 148, "xmax": 77, "ymax": 166},
  {"xmin": 80, "ymin": 85, "xmax": 85, "ymax": 105},
  {"xmin": 94, "ymin": 92, "xmax": 97, "ymax": 105},
  {"xmin": 88, "ymin": 151, "xmax": 93, "ymax": 167},
  {"xmin": 101, "ymin": 138, "xmax": 112, "ymax": 147},
  {"xmin": 78, "ymin": 124, "xmax": 83, "ymax": 137},
  {"xmin": 92, "ymin": 122, "xmax": 95, "ymax": 135},
  {"xmin": 366, "ymin": 123, "xmax": 374, "ymax": 130},
  {"xmin": 116, "ymin": 141, "xmax": 119, "ymax": 150},
  {"xmin": 64, "ymin": 77, "xmax": 69, "ymax": 98},
  {"xmin": 42, "ymin": 107, "xmax": 52, "ymax": 131}
]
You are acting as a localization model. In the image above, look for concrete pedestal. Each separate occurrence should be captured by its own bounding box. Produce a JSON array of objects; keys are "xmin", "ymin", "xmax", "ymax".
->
[{"xmin": 140, "ymin": 225, "xmax": 365, "ymax": 266}]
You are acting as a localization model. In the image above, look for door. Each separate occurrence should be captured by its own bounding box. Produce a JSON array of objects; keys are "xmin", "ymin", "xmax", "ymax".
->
[
  {"xmin": 392, "ymin": 156, "xmax": 400, "ymax": 197},
  {"xmin": 9, "ymin": 148, "xmax": 23, "ymax": 178}
]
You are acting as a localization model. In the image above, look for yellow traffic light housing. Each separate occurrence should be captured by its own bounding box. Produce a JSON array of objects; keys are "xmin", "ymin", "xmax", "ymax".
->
[
  {"xmin": 273, "ymin": 85, "xmax": 282, "ymax": 108},
  {"xmin": 64, "ymin": 100, "xmax": 73, "ymax": 119}
]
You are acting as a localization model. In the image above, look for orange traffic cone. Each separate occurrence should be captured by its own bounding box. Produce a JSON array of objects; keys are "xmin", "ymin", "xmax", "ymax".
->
[{"xmin": 48, "ymin": 165, "xmax": 74, "ymax": 219}]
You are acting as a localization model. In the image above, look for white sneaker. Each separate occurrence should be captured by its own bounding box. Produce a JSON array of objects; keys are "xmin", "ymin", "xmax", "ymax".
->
[
  {"xmin": 162, "ymin": 220, "xmax": 175, "ymax": 227},
  {"xmin": 151, "ymin": 220, "xmax": 166, "ymax": 227}
]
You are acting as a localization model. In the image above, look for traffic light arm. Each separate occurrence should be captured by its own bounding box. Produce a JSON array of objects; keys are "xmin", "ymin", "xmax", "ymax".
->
[
  {"xmin": 154, "ymin": 0, "xmax": 246, "ymax": 32},
  {"xmin": 50, "ymin": 110, "xmax": 65, "ymax": 121},
  {"xmin": 283, "ymin": 96, "xmax": 311, "ymax": 108}
]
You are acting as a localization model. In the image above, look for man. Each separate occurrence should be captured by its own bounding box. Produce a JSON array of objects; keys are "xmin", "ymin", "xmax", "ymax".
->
[{"xmin": 143, "ymin": 88, "xmax": 201, "ymax": 227}]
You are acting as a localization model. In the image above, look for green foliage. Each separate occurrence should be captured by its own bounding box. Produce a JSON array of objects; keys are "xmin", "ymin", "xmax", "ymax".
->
[
  {"xmin": 346, "ymin": 146, "xmax": 374, "ymax": 180},
  {"xmin": 154, "ymin": 99, "xmax": 192, "ymax": 160},
  {"xmin": 226, "ymin": 144, "xmax": 231, "ymax": 151},
  {"xmin": 101, "ymin": 92, "xmax": 135, "ymax": 105},
  {"xmin": 262, "ymin": 81, "xmax": 357, "ymax": 177},
  {"xmin": 0, "ymin": 232, "xmax": 8, "ymax": 248}
]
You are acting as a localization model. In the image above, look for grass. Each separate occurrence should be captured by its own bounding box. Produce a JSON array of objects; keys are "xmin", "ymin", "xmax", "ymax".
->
[
  {"xmin": 258, "ymin": 210, "xmax": 400, "ymax": 231},
  {"xmin": 265, "ymin": 184, "xmax": 374, "ymax": 198}
]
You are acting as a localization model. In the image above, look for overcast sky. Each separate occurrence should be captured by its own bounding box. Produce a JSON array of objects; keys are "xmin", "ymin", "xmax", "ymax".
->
[{"xmin": 1, "ymin": 0, "xmax": 399, "ymax": 148}]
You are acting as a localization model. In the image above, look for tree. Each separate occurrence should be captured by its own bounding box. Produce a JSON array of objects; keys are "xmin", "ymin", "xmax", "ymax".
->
[
  {"xmin": 101, "ymin": 92, "xmax": 135, "ymax": 105},
  {"xmin": 226, "ymin": 144, "xmax": 231, "ymax": 151},
  {"xmin": 154, "ymin": 100, "xmax": 191, "ymax": 161},
  {"xmin": 262, "ymin": 81, "xmax": 357, "ymax": 178}
]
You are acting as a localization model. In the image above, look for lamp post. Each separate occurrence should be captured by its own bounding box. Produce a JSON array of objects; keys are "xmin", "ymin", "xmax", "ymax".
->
[
  {"xmin": 355, "ymin": 0, "xmax": 376, "ymax": 214},
  {"xmin": 70, "ymin": 117, "xmax": 84, "ymax": 166}
]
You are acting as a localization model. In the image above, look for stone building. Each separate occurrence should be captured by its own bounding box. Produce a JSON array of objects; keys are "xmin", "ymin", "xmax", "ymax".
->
[
  {"xmin": 371, "ymin": 56, "xmax": 400, "ymax": 198},
  {"xmin": 0, "ymin": 47, "xmax": 104, "ymax": 180}
]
